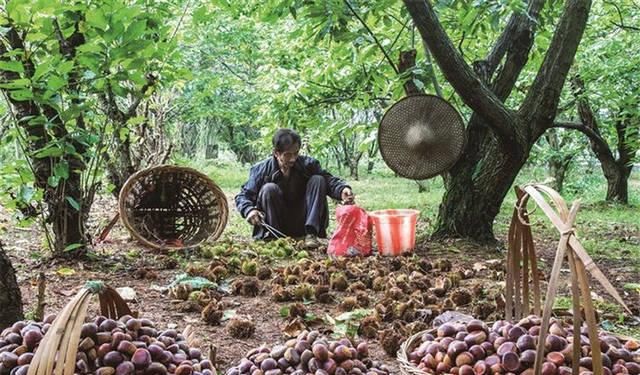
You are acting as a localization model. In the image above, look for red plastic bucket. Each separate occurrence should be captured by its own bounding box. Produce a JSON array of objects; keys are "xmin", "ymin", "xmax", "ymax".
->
[{"xmin": 369, "ymin": 209, "xmax": 420, "ymax": 256}]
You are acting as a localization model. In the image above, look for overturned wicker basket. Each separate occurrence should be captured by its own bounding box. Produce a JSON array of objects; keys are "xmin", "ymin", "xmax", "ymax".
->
[{"xmin": 119, "ymin": 165, "xmax": 228, "ymax": 250}]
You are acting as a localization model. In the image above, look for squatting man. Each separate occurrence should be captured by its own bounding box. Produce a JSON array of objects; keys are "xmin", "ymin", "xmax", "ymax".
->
[{"xmin": 235, "ymin": 129, "xmax": 355, "ymax": 249}]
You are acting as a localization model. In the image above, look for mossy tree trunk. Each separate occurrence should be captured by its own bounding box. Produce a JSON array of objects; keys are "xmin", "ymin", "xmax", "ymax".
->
[{"xmin": 0, "ymin": 243, "xmax": 23, "ymax": 330}]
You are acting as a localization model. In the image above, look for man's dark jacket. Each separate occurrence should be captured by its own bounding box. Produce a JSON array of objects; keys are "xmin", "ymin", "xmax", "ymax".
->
[{"xmin": 235, "ymin": 155, "xmax": 349, "ymax": 223}]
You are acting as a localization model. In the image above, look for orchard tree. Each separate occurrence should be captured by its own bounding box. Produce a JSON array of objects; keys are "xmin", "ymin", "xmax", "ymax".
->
[
  {"xmin": 0, "ymin": 0, "xmax": 181, "ymax": 254},
  {"xmin": 405, "ymin": 0, "xmax": 592, "ymax": 241},
  {"xmin": 554, "ymin": 2, "xmax": 640, "ymax": 203}
]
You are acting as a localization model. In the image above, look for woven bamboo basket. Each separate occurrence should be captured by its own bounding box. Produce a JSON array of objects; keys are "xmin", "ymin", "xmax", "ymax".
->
[
  {"xmin": 398, "ymin": 328, "xmax": 435, "ymax": 375},
  {"xmin": 396, "ymin": 184, "xmax": 632, "ymax": 375},
  {"xmin": 118, "ymin": 165, "xmax": 228, "ymax": 250},
  {"xmin": 27, "ymin": 281, "xmax": 132, "ymax": 375}
]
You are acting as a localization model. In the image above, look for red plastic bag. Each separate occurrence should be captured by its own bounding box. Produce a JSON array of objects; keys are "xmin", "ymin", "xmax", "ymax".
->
[{"xmin": 328, "ymin": 204, "xmax": 372, "ymax": 257}]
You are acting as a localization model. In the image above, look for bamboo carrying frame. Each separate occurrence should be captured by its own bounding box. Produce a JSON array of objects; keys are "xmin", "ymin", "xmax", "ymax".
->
[
  {"xmin": 27, "ymin": 282, "xmax": 132, "ymax": 375},
  {"xmin": 507, "ymin": 184, "xmax": 631, "ymax": 375},
  {"xmin": 398, "ymin": 184, "xmax": 632, "ymax": 375}
]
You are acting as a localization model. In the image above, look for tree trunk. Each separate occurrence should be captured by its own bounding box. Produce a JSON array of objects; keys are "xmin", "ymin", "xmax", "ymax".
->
[
  {"xmin": 367, "ymin": 160, "xmax": 375, "ymax": 174},
  {"xmin": 50, "ymin": 171, "xmax": 87, "ymax": 253},
  {"xmin": 348, "ymin": 160, "xmax": 359, "ymax": 180},
  {"xmin": 0, "ymin": 243, "xmax": 23, "ymax": 330},
  {"xmin": 548, "ymin": 159, "xmax": 570, "ymax": 193},
  {"xmin": 605, "ymin": 163, "xmax": 631, "ymax": 203},
  {"xmin": 433, "ymin": 131, "xmax": 527, "ymax": 242},
  {"xmin": 544, "ymin": 130, "xmax": 574, "ymax": 193}
]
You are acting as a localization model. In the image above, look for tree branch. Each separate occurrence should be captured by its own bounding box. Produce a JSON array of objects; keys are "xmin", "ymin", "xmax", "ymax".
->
[
  {"xmin": 551, "ymin": 121, "xmax": 610, "ymax": 151},
  {"xmin": 422, "ymin": 39, "xmax": 443, "ymax": 97},
  {"xmin": 126, "ymin": 74, "xmax": 157, "ymax": 118},
  {"xmin": 490, "ymin": 0, "xmax": 546, "ymax": 101},
  {"xmin": 519, "ymin": 0, "xmax": 592, "ymax": 137},
  {"xmin": 403, "ymin": 0, "xmax": 518, "ymax": 149},
  {"xmin": 214, "ymin": 57, "xmax": 254, "ymax": 85},
  {"xmin": 345, "ymin": 0, "xmax": 398, "ymax": 74},
  {"xmin": 604, "ymin": 0, "xmax": 640, "ymax": 32},
  {"xmin": 482, "ymin": 0, "xmax": 545, "ymax": 84}
]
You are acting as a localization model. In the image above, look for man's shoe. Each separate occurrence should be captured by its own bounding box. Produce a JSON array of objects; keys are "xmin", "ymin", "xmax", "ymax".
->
[{"xmin": 304, "ymin": 234, "xmax": 321, "ymax": 249}]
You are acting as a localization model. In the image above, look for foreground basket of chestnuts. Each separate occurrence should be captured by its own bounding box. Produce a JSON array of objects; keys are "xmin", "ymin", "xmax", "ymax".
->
[
  {"xmin": 0, "ymin": 282, "xmax": 212, "ymax": 375},
  {"xmin": 398, "ymin": 315, "xmax": 640, "ymax": 375},
  {"xmin": 0, "ymin": 314, "xmax": 214, "ymax": 375},
  {"xmin": 225, "ymin": 330, "xmax": 390, "ymax": 375}
]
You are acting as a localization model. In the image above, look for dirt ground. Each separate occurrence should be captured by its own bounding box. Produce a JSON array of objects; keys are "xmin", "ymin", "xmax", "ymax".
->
[{"xmin": 2, "ymin": 196, "xmax": 639, "ymax": 373}]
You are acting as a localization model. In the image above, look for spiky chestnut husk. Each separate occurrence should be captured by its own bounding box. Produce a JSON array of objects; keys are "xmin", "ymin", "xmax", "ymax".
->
[
  {"xmin": 340, "ymin": 297, "xmax": 358, "ymax": 312},
  {"xmin": 271, "ymin": 285, "xmax": 292, "ymax": 302},
  {"xmin": 358, "ymin": 316, "xmax": 381, "ymax": 339},
  {"xmin": 226, "ymin": 317, "xmax": 255, "ymax": 339},
  {"xmin": 314, "ymin": 285, "xmax": 333, "ymax": 304},
  {"xmin": 292, "ymin": 283, "xmax": 314, "ymax": 301},
  {"xmin": 240, "ymin": 277, "xmax": 260, "ymax": 297},
  {"xmin": 451, "ymin": 288, "xmax": 473, "ymax": 306},
  {"xmin": 288, "ymin": 303, "xmax": 307, "ymax": 319},
  {"xmin": 379, "ymin": 328, "xmax": 404, "ymax": 357},
  {"xmin": 355, "ymin": 291, "xmax": 370, "ymax": 308},
  {"xmin": 241, "ymin": 260, "xmax": 258, "ymax": 276},
  {"xmin": 168, "ymin": 284, "xmax": 192, "ymax": 301},
  {"xmin": 256, "ymin": 266, "xmax": 272, "ymax": 280},
  {"xmin": 201, "ymin": 302, "xmax": 223, "ymax": 325},
  {"xmin": 330, "ymin": 273, "xmax": 348, "ymax": 291}
]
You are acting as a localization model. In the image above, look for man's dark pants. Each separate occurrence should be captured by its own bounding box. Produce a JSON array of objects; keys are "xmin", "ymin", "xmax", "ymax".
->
[{"xmin": 255, "ymin": 175, "xmax": 329, "ymax": 240}]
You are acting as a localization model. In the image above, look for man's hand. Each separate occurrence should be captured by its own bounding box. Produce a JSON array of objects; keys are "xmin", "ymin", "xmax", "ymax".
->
[
  {"xmin": 246, "ymin": 209, "xmax": 264, "ymax": 226},
  {"xmin": 341, "ymin": 187, "xmax": 355, "ymax": 204}
]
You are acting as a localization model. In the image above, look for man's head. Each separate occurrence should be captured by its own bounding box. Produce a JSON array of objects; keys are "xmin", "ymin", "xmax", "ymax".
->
[{"xmin": 272, "ymin": 128, "xmax": 301, "ymax": 171}]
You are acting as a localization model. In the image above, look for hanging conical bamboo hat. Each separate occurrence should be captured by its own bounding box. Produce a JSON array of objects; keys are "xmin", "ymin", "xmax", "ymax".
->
[{"xmin": 378, "ymin": 94, "xmax": 465, "ymax": 179}]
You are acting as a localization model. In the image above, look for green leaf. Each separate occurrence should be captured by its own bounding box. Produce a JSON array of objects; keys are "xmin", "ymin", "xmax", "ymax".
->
[
  {"xmin": 126, "ymin": 116, "xmax": 147, "ymax": 126},
  {"xmin": 47, "ymin": 175, "xmax": 60, "ymax": 188},
  {"xmin": 58, "ymin": 61, "xmax": 75, "ymax": 75},
  {"xmin": 56, "ymin": 266, "xmax": 77, "ymax": 275},
  {"xmin": 63, "ymin": 243, "xmax": 84, "ymax": 252},
  {"xmin": 54, "ymin": 162, "xmax": 69, "ymax": 180},
  {"xmin": 623, "ymin": 283, "xmax": 640, "ymax": 292},
  {"xmin": 119, "ymin": 127, "xmax": 130, "ymax": 141},
  {"xmin": 35, "ymin": 145, "xmax": 64, "ymax": 158},
  {"xmin": 17, "ymin": 185, "xmax": 35, "ymax": 203},
  {"xmin": 47, "ymin": 75, "xmax": 67, "ymax": 91},
  {"xmin": 125, "ymin": 20, "xmax": 147, "ymax": 41},
  {"xmin": 66, "ymin": 196, "xmax": 81, "ymax": 211},
  {"xmin": 86, "ymin": 8, "xmax": 108, "ymax": 30},
  {"xmin": 32, "ymin": 61, "xmax": 52, "ymax": 81},
  {"xmin": 0, "ymin": 60, "xmax": 24, "ymax": 73},
  {"xmin": 279, "ymin": 306, "xmax": 290, "ymax": 318},
  {"xmin": 9, "ymin": 89, "xmax": 33, "ymax": 101},
  {"xmin": 0, "ymin": 78, "xmax": 30, "ymax": 89},
  {"xmin": 335, "ymin": 308, "xmax": 372, "ymax": 321}
]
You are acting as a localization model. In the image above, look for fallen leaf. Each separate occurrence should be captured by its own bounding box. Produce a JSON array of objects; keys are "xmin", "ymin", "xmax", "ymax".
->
[
  {"xmin": 56, "ymin": 267, "xmax": 76, "ymax": 277},
  {"xmin": 473, "ymin": 262, "xmax": 487, "ymax": 272},
  {"xmin": 282, "ymin": 318, "xmax": 306, "ymax": 338},
  {"xmin": 221, "ymin": 310, "xmax": 237, "ymax": 322}
]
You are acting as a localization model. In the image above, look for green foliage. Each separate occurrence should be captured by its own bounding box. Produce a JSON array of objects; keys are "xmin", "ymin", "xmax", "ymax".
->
[
  {"xmin": 325, "ymin": 308, "xmax": 372, "ymax": 338},
  {"xmin": 0, "ymin": 0, "xmax": 183, "ymax": 254}
]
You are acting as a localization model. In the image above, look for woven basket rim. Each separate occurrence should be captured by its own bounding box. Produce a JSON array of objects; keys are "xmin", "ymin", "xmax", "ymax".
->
[
  {"xmin": 397, "ymin": 328, "xmax": 435, "ymax": 375},
  {"xmin": 118, "ymin": 164, "xmax": 229, "ymax": 250}
]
